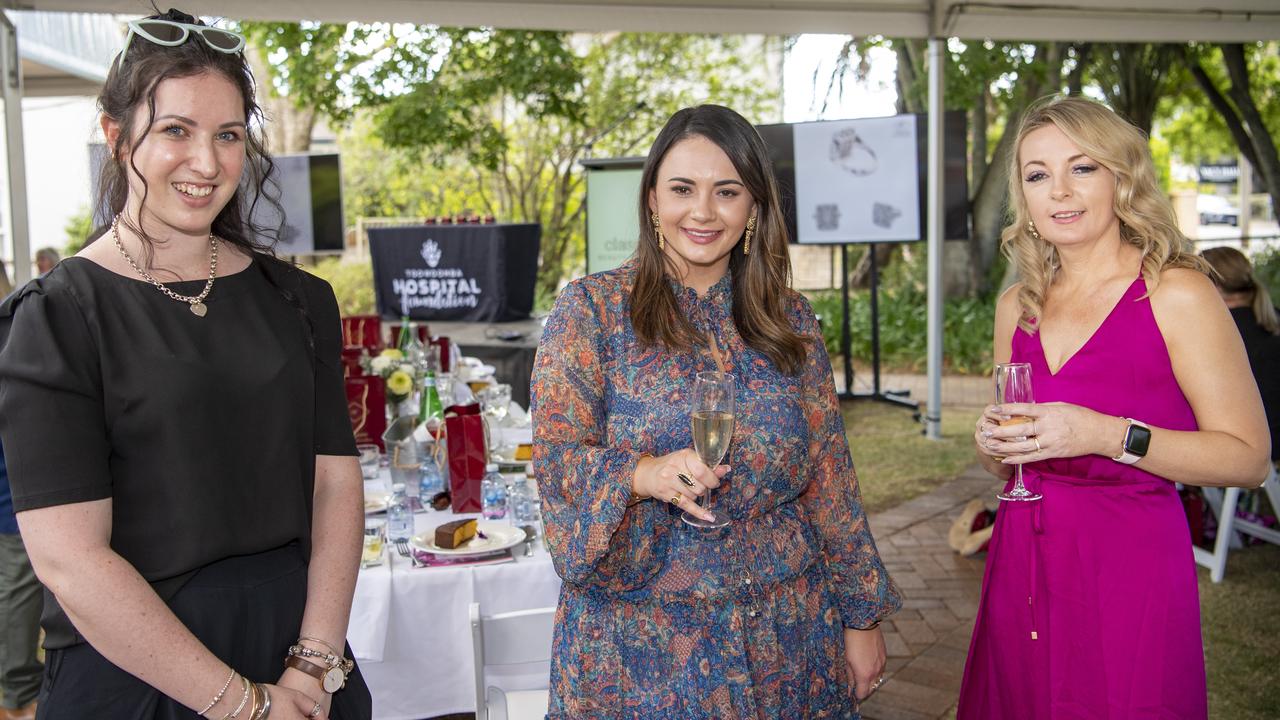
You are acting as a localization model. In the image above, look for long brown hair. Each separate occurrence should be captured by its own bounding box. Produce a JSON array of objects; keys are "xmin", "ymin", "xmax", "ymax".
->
[
  {"xmin": 1202, "ymin": 246, "xmax": 1279, "ymax": 334},
  {"xmin": 93, "ymin": 7, "xmax": 279, "ymax": 258},
  {"xmin": 1002, "ymin": 96, "xmax": 1208, "ymax": 332},
  {"xmin": 630, "ymin": 105, "xmax": 807, "ymax": 375}
]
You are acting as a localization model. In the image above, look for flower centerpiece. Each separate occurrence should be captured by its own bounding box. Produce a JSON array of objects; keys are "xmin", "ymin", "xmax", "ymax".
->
[{"xmin": 365, "ymin": 348, "xmax": 418, "ymax": 417}]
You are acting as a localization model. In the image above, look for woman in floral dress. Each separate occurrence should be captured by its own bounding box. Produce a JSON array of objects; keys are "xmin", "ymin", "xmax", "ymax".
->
[{"xmin": 531, "ymin": 105, "xmax": 901, "ymax": 719}]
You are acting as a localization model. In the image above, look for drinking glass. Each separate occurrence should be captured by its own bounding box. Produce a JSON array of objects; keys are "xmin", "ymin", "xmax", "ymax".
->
[
  {"xmin": 480, "ymin": 383, "xmax": 512, "ymax": 424},
  {"xmin": 362, "ymin": 519, "xmax": 386, "ymax": 568},
  {"xmin": 995, "ymin": 362, "xmax": 1042, "ymax": 502},
  {"xmin": 682, "ymin": 371, "xmax": 735, "ymax": 529},
  {"xmin": 357, "ymin": 443, "xmax": 381, "ymax": 481}
]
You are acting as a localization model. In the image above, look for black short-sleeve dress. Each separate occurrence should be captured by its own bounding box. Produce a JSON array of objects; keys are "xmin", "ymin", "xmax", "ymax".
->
[{"xmin": 0, "ymin": 253, "xmax": 370, "ymax": 716}]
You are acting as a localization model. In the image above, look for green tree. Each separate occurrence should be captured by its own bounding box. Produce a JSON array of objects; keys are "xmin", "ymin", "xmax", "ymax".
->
[
  {"xmin": 1175, "ymin": 43, "xmax": 1280, "ymax": 215},
  {"xmin": 242, "ymin": 23, "xmax": 779, "ymax": 293}
]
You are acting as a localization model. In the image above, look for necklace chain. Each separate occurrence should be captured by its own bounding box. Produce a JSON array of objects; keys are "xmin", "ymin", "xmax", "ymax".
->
[{"xmin": 111, "ymin": 214, "xmax": 218, "ymax": 311}]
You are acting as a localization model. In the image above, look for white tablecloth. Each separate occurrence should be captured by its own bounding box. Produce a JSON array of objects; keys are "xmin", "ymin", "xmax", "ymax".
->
[{"xmin": 348, "ymin": 505, "xmax": 562, "ymax": 720}]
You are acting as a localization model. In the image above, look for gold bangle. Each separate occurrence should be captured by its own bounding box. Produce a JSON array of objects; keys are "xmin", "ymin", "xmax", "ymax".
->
[{"xmin": 298, "ymin": 636, "xmax": 340, "ymax": 656}]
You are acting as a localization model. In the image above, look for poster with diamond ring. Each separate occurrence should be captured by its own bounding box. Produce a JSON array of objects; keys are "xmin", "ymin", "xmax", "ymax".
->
[{"xmin": 793, "ymin": 114, "xmax": 920, "ymax": 244}]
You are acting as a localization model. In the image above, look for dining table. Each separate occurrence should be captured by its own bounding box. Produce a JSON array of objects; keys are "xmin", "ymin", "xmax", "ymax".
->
[{"xmin": 348, "ymin": 477, "xmax": 562, "ymax": 720}]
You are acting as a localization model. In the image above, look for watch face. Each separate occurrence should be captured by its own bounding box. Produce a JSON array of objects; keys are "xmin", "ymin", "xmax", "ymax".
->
[
  {"xmin": 323, "ymin": 667, "xmax": 345, "ymax": 693},
  {"xmin": 1127, "ymin": 424, "xmax": 1153, "ymax": 457}
]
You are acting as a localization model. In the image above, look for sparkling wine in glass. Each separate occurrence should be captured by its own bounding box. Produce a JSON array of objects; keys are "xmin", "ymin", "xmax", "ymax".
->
[
  {"xmin": 683, "ymin": 371, "xmax": 735, "ymax": 529},
  {"xmin": 995, "ymin": 362, "xmax": 1041, "ymax": 502}
]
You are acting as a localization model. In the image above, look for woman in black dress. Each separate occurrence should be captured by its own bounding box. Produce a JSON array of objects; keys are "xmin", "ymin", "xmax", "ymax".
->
[
  {"xmin": 1202, "ymin": 246, "xmax": 1280, "ymax": 462},
  {"xmin": 0, "ymin": 9, "xmax": 370, "ymax": 719}
]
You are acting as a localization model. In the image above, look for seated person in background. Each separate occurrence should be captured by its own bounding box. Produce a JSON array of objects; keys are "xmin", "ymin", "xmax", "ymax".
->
[
  {"xmin": 33, "ymin": 249, "xmax": 58, "ymax": 277},
  {"xmin": 1202, "ymin": 246, "xmax": 1279, "ymax": 463}
]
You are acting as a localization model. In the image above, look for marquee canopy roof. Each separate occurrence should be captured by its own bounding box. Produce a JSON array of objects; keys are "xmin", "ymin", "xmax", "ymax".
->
[{"xmin": 13, "ymin": 0, "xmax": 1280, "ymax": 43}]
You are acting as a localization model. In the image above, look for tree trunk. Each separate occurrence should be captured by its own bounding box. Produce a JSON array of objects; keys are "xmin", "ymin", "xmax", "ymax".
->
[
  {"xmin": 971, "ymin": 88, "xmax": 988, "ymax": 201},
  {"xmin": 1067, "ymin": 43, "xmax": 1091, "ymax": 95},
  {"xmin": 1184, "ymin": 54, "xmax": 1261, "ymax": 171},
  {"xmin": 849, "ymin": 244, "xmax": 895, "ymax": 289},
  {"xmin": 1221, "ymin": 44, "xmax": 1280, "ymax": 203}
]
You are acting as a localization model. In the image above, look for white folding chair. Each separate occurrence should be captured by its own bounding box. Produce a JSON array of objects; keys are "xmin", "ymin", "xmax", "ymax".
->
[
  {"xmin": 1193, "ymin": 464, "xmax": 1280, "ymax": 583},
  {"xmin": 469, "ymin": 602, "xmax": 556, "ymax": 720}
]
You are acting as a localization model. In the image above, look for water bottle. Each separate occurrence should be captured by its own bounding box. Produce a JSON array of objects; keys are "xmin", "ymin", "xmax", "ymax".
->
[
  {"xmin": 387, "ymin": 483, "xmax": 414, "ymax": 542},
  {"xmin": 419, "ymin": 452, "xmax": 445, "ymax": 499},
  {"xmin": 509, "ymin": 476, "xmax": 535, "ymax": 525},
  {"xmin": 481, "ymin": 464, "xmax": 508, "ymax": 520}
]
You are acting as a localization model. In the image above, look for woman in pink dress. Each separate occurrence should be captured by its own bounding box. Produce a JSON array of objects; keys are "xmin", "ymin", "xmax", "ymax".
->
[{"xmin": 958, "ymin": 96, "xmax": 1271, "ymax": 718}]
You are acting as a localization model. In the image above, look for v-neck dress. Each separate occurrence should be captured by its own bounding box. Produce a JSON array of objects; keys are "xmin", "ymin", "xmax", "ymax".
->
[
  {"xmin": 531, "ymin": 261, "xmax": 901, "ymax": 719},
  {"xmin": 957, "ymin": 278, "xmax": 1207, "ymax": 718}
]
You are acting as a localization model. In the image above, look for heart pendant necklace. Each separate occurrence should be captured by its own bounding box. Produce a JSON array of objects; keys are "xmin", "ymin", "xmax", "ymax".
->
[{"xmin": 112, "ymin": 214, "xmax": 218, "ymax": 317}]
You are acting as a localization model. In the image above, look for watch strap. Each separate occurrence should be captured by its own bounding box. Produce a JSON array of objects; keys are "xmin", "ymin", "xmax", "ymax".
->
[
  {"xmin": 1113, "ymin": 417, "xmax": 1151, "ymax": 465},
  {"xmin": 284, "ymin": 654, "xmax": 326, "ymax": 682}
]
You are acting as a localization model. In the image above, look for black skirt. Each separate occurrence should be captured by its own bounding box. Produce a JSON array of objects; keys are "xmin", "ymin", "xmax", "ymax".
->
[{"xmin": 36, "ymin": 544, "xmax": 372, "ymax": 719}]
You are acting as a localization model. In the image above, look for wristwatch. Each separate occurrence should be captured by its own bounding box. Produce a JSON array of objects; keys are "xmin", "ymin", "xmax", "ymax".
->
[
  {"xmin": 1113, "ymin": 418, "xmax": 1152, "ymax": 465},
  {"xmin": 285, "ymin": 654, "xmax": 346, "ymax": 694}
]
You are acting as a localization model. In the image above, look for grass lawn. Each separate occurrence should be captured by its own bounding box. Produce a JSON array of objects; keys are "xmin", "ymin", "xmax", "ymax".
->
[
  {"xmin": 842, "ymin": 399, "xmax": 985, "ymax": 513},
  {"xmin": 1201, "ymin": 542, "xmax": 1280, "ymax": 719}
]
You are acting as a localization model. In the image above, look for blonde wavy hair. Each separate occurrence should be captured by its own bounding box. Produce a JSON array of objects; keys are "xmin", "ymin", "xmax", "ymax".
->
[{"xmin": 1002, "ymin": 95, "xmax": 1208, "ymax": 333}]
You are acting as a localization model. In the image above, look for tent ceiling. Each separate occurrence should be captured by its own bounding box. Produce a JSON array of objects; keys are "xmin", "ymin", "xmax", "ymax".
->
[{"xmin": 9, "ymin": 0, "xmax": 1280, "ymax": 42}]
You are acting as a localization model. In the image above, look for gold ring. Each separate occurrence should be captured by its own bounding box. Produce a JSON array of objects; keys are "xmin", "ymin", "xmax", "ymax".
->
[
  {"xmin": 669, "ymin": 494, "xmax": 682, "ymax": 505},
  {"xmin": 677, "ymin": 472, "xmax": 696, "ymax": 488},
  {"xmin": 1034, "ymin": 437, "xmax": 1042, "ymax": 452},
  {"xmin": 308, "ymin": 701, "xmax": 323, "ymax": 719}
]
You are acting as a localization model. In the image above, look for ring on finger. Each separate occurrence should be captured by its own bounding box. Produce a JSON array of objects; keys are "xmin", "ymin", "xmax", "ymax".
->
[
  {"xmin": 870, "ymin": 676, "xmax": 884, "ymax": 691},
  {"xmin": 677, "ymin": 472, "xmax": 696, "ymax": 489},
  {"xmin": 669, "ymin": 494, "xmax": 682, "ymax": 505},
  {"xmin": 1032, "ymin": 420, "xmax": 1037, "ymax": 436},
  {"xmin": 308, "ymin": 700, "xmax": 323, "ymax": 719},
  {"xmin": 1034, "ymin": 437, "xmax": 1042, "ymax": 452}
]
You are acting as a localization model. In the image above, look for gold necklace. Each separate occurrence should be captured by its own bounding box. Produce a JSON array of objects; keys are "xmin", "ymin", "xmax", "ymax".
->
[{"xmin": 111, "ymin": 214, "xmax": 218, "ymax": 317}]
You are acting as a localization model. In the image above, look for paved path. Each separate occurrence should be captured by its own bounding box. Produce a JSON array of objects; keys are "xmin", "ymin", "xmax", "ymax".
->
[{"xmin": 859, "ymin": 465, "xmax": 1002, "ymax": 720}]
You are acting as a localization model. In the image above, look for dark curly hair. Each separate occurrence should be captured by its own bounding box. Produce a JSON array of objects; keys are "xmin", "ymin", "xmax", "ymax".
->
[{"xmin": 91, "ymin": 6, "xmax": 280, "ymax": 259}]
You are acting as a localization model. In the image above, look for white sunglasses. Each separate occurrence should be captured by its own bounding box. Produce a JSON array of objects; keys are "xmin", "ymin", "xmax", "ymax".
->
[{"xmin": 118, "ymin": 19, "xmax": 245, "ymax": 65}]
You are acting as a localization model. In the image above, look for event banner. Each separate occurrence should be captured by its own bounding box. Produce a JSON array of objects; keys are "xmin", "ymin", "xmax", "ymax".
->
[
  {"xmin": 793, "ymin": 115, "xmax": 921, "ymax": 244},
  {"xmin": 368, "ymin": 224, "xmax": 540, "ymax": 322}
]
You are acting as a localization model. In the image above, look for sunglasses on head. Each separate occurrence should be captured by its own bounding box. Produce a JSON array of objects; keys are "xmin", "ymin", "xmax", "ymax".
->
[{"xmin": 118, "ymin": 19, "xmax": 245, "ymax": 65}]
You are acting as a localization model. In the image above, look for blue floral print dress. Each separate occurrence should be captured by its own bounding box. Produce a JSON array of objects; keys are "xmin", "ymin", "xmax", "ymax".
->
[{"xmin": 531, "ymin": 261, "xmax": 901, "ymax": 719}]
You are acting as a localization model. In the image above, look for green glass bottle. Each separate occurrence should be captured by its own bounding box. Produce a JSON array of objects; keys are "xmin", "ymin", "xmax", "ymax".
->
[{"xmin": 419, "ymin": 370, "xmax": 445, "ymax": 434}]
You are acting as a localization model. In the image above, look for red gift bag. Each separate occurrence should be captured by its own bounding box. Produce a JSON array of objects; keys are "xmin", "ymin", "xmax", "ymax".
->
[
  {"xmin": 340, "ymin": 347, "xmax": 368, "ymax": 378},
  {"xmin": 445, "ymin": 403, "xmax": 488, "ymax": 513},
  {"xmin": 346, "ymin": 376, "xmax": 388, "ymax": 452},
  {"xmin": 341, "ymin": 315, "xmax": 383, "ymax": 350}
]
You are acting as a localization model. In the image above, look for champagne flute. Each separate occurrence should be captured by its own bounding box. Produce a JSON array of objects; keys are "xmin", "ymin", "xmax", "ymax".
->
[
  {"xmin": 682, "ymin": 371, "xmax": 735, "ymax": 529},
  {"xmin": 995, "ymin": 362, "xmax": 1042, "ymax": 502}
]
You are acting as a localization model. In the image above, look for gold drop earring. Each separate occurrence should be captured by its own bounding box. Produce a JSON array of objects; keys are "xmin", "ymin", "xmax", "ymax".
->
[
  {"xmin": 743, "ymin": 215, "xmax": 757, "ymax": 256},
  {"xmin": 1027, "ymin": 221, "xmax": 1043, "ymax": 241},
  {"xmin": 651, "ymin": 212, "xmax": 665, "ymax": 250}
]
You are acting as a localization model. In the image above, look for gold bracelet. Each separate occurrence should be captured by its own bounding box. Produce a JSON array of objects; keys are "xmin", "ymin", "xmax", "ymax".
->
[
  {"xmin": 298, "ymin": 636, "xmax": 340, "ymax": 656},
  {"xmin": 199, "ymin": 668, "xmax": 237, "ymax": 716}
]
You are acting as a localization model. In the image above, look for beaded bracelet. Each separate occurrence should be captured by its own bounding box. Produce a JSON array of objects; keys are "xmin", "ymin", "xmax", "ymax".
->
[
  {"xmin": 199, "ymin": 668, "xmax": 237, "ymax": 716},
  {"xmin": 289, "ymin": 643, "xmax": 354, "ymax": 672},
  {"xmin": 222, "ymin": 676, "xmax": 252, "ymax": 719}
]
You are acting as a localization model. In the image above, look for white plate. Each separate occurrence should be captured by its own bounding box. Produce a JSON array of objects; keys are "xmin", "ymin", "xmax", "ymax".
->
[
  {"xmin": 364, "ymin": 493, "xmax": 389, "ymax": 514},
  {"xmin": 410, "ymin": 521, "xmax": 525, "ymax": 557}
]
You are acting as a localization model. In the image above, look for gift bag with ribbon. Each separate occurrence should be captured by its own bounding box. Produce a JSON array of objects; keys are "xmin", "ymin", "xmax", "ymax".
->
[
  {"xmin": 346, "ymin": 376, "xmax": 388, "ymax": 452},
  {"xmin": 444, "ymin": 403, "xmax": 488, "ymax": 513}
]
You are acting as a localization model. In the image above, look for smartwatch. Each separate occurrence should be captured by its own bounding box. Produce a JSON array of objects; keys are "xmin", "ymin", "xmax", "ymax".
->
[{"xmin": 1113, "ymin": 418, "xmax": 1151, "ymax": 465}]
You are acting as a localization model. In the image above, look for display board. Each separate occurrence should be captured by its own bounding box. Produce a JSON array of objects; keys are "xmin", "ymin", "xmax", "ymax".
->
[
  {"xmin": 583, "ymin": 158, "xmax": 645, "ymax": 275},
  {"xmin": 367, "ymin": 223, "xmax": 539, "ymax": 322},
  {"xmin": 793, "ymin": 115, "xmax": 920, "ymax": 243}
]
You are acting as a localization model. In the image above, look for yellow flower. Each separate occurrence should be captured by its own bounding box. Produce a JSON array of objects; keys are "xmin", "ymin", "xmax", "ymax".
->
[
  {"xmin": 379, "ymin": 348, "xmax": 404, "ymax": 360},
  {"xmin": 387, "ymin": 369, "xmax": 414, "ymax": 397}
]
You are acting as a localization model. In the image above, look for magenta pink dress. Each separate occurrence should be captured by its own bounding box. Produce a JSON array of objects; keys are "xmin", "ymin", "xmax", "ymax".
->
[{"xmin": 958, "ymin": 278, "xmax": 1207, "ymax": 719}]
